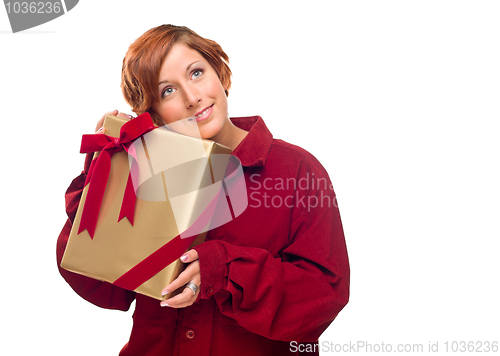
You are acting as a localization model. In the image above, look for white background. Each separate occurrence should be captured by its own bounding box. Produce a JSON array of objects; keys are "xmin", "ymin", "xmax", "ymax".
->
[{"xmin": 1, "ymin": 1, "xmax": 499, "ymax": 355}]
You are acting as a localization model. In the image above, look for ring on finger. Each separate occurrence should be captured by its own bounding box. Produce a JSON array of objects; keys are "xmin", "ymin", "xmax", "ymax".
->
[{"xmin": 185, "ymin": 282, "xmax": 198, "ymax": 296}]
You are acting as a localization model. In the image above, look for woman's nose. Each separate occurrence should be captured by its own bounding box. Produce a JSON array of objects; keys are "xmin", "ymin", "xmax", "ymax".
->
[{"xmin": 184, "ymin": 86, "xmax": 201, "ymax": 107}]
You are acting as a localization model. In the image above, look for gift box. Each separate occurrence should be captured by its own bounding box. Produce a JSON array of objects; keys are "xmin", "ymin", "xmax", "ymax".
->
[{"xmin": 61, "ymin": 113, "xmax": 238, "ymax": 301}]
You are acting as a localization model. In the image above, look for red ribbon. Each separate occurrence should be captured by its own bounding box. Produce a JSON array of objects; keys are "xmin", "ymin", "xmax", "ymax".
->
[{"xmin": 78, "ymin": 113, "xmax": 156, "ymax": 238}]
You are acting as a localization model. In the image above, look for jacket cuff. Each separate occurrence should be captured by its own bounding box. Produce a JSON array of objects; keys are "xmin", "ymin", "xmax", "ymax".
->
[{"xmin": 192, "ymin": 240, "xmax": 228, "ymax": 299}]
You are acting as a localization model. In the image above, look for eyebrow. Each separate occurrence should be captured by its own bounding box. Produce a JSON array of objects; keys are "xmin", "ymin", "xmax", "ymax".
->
[{"xmin": 158, "ymin": 61, "xmax": 200, "ymax": 86}]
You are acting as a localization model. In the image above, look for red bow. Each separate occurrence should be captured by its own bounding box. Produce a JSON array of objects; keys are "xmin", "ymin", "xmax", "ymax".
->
[{"xmin": 78, "ymin": 113, "xmax": 156, "ymax": 238}]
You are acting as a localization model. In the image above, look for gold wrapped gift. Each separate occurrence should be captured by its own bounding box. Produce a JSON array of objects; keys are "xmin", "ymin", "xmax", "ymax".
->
[{"xmin": 61, "ymin": 114, "xmax": 233, "ymax": 301}]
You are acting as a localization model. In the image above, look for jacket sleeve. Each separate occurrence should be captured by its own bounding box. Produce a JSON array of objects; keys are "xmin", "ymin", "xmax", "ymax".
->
[
  {"xmin": 56, "ymin": 153, "xmax": 136, "ymax": 311},
  {"xmin": 192, "ymin": 161, "xmax": 350, "ymax": 342}
]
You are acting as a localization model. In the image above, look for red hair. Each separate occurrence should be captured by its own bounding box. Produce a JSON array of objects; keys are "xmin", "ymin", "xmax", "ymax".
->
[{"xmin": 121, "ymin": 25, "xmax": 232, "ymax": 126}]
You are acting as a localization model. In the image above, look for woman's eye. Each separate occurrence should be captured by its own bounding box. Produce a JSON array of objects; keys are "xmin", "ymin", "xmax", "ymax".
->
[
  {"xmin": 192, "ymin": 69, "xmax": 203, "ymax": 79},
  {"xmin": 162, "ymin": 87, "xmax": 176, "ymax": 97}
]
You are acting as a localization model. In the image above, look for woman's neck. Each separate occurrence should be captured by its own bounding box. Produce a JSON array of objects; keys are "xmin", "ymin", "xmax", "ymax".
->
[{"xmin": 210, "ymin": 119, "xmax": 248, "ymax": 150}]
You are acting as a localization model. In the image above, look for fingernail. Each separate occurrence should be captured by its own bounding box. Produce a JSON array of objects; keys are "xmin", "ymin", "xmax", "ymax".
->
[
  {"xmin": 126, "ymin": 114, "xmax": 133, "ymax": 119},
  {"xmin": 160, "ymin": 301, "xmax": 170, "ymax": 307},
  {"xmin": 96, "ymin": 127, "xmax": 104, "ymax": 133},
  {"xmin": 161, "ymin": 290, "xmax": 170, "ymax": 296},
  {"xmin": 180, "ymin": 254, "xmax": 188, "ymax": 262}
]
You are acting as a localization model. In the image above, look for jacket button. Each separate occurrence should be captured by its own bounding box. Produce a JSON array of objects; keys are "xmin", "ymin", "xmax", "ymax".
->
[
  {"xmin": 206, "ymin": 287, "xmax": 214, "ymax": 297},
  {"xmin": 186, "ymin": 329, "xmax": 195, "ymax": 339}
]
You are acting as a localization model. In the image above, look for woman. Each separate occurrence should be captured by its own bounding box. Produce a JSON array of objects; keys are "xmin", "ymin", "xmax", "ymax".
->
[{"xmin": 57, "ymin": 25, "xmax": 350, "ymax": 356}]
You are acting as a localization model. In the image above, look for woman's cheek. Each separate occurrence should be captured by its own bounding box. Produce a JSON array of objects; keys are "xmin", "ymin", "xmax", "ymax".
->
[{"xmin": 159, "ymin": 103, "xmax": 182, "ymax": 124}]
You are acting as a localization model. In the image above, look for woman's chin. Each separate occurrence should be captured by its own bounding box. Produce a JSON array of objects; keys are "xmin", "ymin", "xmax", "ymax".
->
[{"xmin": 199, "ymin": 118, "xmax": 225, "ymax": 141}]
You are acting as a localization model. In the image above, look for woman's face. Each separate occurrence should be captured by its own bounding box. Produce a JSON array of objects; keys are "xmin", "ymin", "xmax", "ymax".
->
[{"xmin": 152, "ymin": 42, "xmax": 229, "ymax": 139}]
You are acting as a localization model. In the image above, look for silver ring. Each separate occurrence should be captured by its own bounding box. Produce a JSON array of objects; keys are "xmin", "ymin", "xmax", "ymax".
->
[{"xmin": 185, "ymin": 282, "xmax": 198, "ymax": 296}]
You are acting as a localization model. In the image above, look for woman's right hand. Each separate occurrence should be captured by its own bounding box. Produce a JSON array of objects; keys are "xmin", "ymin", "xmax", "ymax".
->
[{"xmin": 95, "ymin": 110, "xmax": 134, "ymax": 134}]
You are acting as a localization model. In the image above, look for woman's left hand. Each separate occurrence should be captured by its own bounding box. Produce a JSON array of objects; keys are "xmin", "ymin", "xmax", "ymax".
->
[{"xmin": 160, "ymin": 250, "xmax": 200, "ymax": 308}]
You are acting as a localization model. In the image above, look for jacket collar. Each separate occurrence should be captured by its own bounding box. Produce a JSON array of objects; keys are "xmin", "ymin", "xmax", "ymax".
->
[{"xmin": 230, "ymin": 116, "xmax": 273, "ymax": 167}]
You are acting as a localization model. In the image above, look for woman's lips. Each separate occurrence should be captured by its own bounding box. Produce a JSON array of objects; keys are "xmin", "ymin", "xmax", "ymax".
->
[{"xmin": 189, "ymin": 104, "xmax": 214, "ymax": 122}]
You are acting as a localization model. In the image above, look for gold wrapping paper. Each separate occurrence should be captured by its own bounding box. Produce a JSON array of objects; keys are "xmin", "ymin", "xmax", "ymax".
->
[{"xmin": 61, "ymin": 114, "xmax": 232, "ymax": 301}]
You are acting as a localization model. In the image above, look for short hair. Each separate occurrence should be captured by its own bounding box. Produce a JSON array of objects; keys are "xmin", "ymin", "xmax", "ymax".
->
[{"xmin": 121, "ymin": 25, "xmax": 232, "ymax": 126}]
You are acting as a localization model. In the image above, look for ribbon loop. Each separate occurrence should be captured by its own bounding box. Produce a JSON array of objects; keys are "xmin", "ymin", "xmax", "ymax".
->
[{"xmin": 78, "ymin": 113, "xmax": 156, "ymax": 238}]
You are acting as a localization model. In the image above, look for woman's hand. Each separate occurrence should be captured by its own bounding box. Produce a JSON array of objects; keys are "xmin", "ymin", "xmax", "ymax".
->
[
  {"xmin": 160, "ymin": 249, "xmax": 201, "ymax": 308},
  {"xmin": 95, "ymin": 110, "xmax": 134, "ymax": 134}
]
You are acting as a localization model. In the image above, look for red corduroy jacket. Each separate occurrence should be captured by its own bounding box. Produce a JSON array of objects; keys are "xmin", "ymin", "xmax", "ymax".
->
[{"xmin": 57, "ymin": 116, "xmax": 350, "ymax": 356}]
